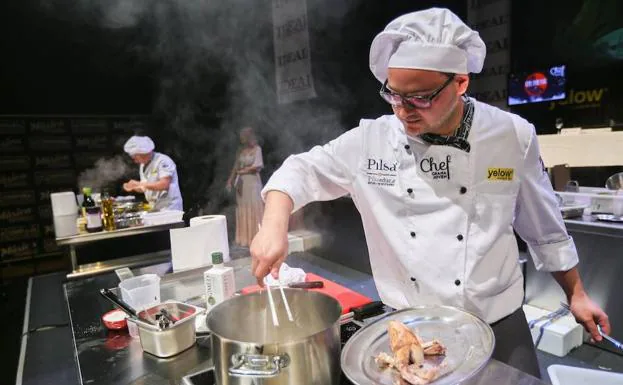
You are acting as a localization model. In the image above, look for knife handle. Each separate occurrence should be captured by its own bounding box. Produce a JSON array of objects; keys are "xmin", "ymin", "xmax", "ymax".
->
[
  {"xmin": 352, "ymin": 301, "xmax": 385, "ymax": 321},
  {"xmin": 289, "ymin": 281, "xmax": 324, "ymax": 289}
]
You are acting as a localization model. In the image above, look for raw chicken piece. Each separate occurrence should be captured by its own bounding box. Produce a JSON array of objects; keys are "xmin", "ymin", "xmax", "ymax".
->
[
  {"xmin": 395, "ymin": 345, "xmax": 412, "ymax": 368},
  {"xmin": 398, "ymin": 366, "xmax": 430, "ymax": 385},
  {"xmin": 388, "ymin": 320, "xmax": 421, "ymax": 352},
  {"xmin": 375, "ymin": 352, "xmax": 396, "ymax": 368},
  {"xmin": 392, "ymin": 371, "xmax": 411, "ymax": 385},
  {"xmin": 376, "ymin": 321, "xmax": 448, "ymax": 385},
  {"xmin": 409, "ymin": 344, "xmax": 425, "ymax": 366},
  {"xmin": 399, "ymin": 363, "xmax": 441, "ymax": 385},
  {"xmin": 422, "ymin": 340, "xmax": 446, "ymax": 356}
]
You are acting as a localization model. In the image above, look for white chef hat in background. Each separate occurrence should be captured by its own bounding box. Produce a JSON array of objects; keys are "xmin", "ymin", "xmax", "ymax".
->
[
  {"xmin": 123, "ymin": 135, "xmax": 155, "ymax": 155},
  {"xmin": 369, "ymin": 7, "xmax": 486, "ymax": 83}
]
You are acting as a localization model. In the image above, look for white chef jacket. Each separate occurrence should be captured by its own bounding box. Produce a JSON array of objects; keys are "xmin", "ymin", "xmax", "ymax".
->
[
  {"xmin": 139, "ymin": 152, "xmax": 183, "ymax": 211},
  {"xmin": 262, "ymin": 98, "xmax": 578, "ymax": 323}
]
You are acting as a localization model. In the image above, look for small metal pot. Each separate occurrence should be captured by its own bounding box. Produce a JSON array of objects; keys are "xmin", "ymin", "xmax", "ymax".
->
[
  {"xmin": 129, "ymin": 301, "xmax": 203, "ymax": 358},
  {"xmin": 207, "ymin": 288, "xmax": 342, "ymax": 385}
]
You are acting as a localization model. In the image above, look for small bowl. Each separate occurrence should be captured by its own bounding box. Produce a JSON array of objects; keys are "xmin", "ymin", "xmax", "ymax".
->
[{"xmin": 102, "ymin": 309, "xmax": 128, "ymax": 330}]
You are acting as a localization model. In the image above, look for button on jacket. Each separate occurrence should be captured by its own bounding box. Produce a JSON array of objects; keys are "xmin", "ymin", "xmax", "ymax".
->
[{"xmin": 262, "ymin": 98, "xmax": 578, "ymax": 323}]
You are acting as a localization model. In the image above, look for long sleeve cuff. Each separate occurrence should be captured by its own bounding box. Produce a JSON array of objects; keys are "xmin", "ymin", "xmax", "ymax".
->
[{"xmin": 528, "ymin": 237, "xmax": 579, "ymax": 272}]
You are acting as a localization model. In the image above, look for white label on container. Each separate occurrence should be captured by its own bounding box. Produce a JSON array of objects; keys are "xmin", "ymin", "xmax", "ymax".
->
[{"xmin": 86, "ymin": 212, "xmax": 102, "ymax": 228}]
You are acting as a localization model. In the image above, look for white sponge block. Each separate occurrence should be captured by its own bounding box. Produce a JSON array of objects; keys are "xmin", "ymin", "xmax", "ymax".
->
[{"xmin": 523, "ymin": 304, "xmax": 584, "ymax": 357}]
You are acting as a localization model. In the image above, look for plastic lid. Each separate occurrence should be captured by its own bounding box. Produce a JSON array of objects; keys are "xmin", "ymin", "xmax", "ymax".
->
[
  {"xmin": 211, "ymin": 252, "xmax": 223, "ymax": 265},
  {"xmin": 82, "ymin": 187, "xmax": 92, "ymax": 195}
]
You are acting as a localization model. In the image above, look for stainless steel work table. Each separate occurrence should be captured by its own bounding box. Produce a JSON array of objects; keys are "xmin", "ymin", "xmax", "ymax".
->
[
  {"xmin": 56, "ymin": 220, "xmax": 185, "ymax": 279},
  {"xmin": 61, "ymin": 251, "xmax": 546, "ymax": 385},
  {"xmin": 525, "ymin": 214, "xmax": 623, "ymax": 355}
]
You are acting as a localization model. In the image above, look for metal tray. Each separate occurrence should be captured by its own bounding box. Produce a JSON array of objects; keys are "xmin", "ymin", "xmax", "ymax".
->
[
  {"xmin": 341, "ymin": 306, "xmax": 495, "ymax": 385},
  {"xmin": 595, "ymin": 214, "xmax": 623, "ymax": 223}
]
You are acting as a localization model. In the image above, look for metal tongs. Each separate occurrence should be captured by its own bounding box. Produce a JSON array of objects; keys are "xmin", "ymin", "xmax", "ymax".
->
[
  {"xmin": 264, "ymin": 276, "xmax": 294, "ymax": 327},
  {"xmin": 257, "ymin": 223, "xmax": 293, "ymax": 327}
]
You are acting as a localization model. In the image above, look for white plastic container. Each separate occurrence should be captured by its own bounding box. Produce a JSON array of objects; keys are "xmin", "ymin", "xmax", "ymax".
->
[
  {"xmin": 204, "ymin": 252, "xmax": 235, "ymax": 313},
  {"xmin": 119, "ymin": 274, "xmax": 161, "ymax": 337},
  {"xmin": 548, "ymin": 364, "xmax": 623, "ymax": 385},
  {"xmin": 557, "ymin": 189, "xmax": 623, "ymax": 215},
  {"xmin": 142, "ymin": 210, "xmax": 184, "ymax": 226}
]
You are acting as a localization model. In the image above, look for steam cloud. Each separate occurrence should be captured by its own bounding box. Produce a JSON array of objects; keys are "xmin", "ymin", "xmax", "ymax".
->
[
  {"xmin": 77, "ymin": 155, "xmax": 132, "ymax": 192},
  {"xmin": 41, "ymin": 0, "xmax": 365, "ymax": 226}
]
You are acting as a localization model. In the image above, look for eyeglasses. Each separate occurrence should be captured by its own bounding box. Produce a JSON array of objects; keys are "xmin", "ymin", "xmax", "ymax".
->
[{"xmin": 379, "ymin": 74, "xmax": 456, "ymax": 109}]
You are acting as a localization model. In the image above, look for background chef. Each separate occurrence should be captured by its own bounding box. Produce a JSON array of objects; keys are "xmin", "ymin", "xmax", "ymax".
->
[
  {"xmin": 250, "ymin": 7, "xmax": 610, "ymax": 378},
  {"xmin": 122, "ymin": 135, "xmax": 183, "ymax": 211}
]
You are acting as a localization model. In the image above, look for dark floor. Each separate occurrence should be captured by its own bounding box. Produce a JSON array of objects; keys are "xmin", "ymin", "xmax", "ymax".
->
[{"xmin": 3, "ymin": 253, "xmax": 623, "ymax": 385}]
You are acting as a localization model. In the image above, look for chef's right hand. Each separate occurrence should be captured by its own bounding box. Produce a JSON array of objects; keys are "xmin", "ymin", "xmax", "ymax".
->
[
  {"xmin": 251, "ymin": 191, "xmax": 294, "ymax": 286},
  {"xmin": 250, "ymin": 224, "xmax": 288, "ymax": 286}
]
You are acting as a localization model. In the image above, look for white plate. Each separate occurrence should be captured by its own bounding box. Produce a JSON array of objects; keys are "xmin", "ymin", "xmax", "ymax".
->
[{"xmin": 341, "ymin": 306, "xmax": 495, "ymax": 385}]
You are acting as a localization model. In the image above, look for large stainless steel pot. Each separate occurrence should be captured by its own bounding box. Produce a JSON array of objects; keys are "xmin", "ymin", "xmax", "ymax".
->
[{"xmin": 207, "ymin": 288, "xmax": 342, "ymax": 385}]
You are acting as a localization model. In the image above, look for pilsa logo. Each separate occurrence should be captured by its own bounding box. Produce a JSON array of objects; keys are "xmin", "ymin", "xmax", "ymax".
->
[
  {"xmin": 487, "ymin": 168, "xmax": 514, "ymax": 181},
  {"xmin": 367, "ymin": 159, "xmax": 397, "ymax": 172},
  {"xmin": 420, "ymin": 155, "xmax": 451, "ymax": 180},
  {"xmin": 366, "ymin": 158, "xmax": 398, "ymax": 187}
]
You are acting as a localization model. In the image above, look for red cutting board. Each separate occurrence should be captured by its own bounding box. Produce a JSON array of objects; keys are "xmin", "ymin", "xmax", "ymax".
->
[{"xmin": 239, "ymin": 273, "xmax": 372, "ymax": 315}]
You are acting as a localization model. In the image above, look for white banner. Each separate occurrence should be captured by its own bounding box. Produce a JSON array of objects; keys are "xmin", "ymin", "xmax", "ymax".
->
[
  {"xmin": 467, "ymin": 0, "xmax": 511, "ymax": 110},
  {"xmin": 272, "ymin": 0, "xmax": 317, "ymax": 104}
]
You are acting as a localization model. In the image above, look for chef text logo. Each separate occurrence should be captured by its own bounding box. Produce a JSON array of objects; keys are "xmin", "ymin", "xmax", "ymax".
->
[
  {"xmin": 487, "ymin": 168, "xmax": 514, "ymax": 181},
  {"xmin": 366, "ymin": 158, "xmax": 397, "ymax": 187},
  {"xmin": 420, "ymin": 155, "xmax": 451, "ymax": 180}
]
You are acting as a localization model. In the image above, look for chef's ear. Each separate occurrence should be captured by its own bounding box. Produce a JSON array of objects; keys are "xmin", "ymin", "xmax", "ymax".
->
[{"xmin": 455, "ymin": 74, "xmax": 469, "ymax": 96}]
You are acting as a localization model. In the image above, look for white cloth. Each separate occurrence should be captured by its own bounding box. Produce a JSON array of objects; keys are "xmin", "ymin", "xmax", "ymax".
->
[
  {"xmin": 263, "ymin": 263, "xmax": 306, "ymax": 287},
  {"xmin": 262, "ymin": 98, "xmax": 578, "ymax": 323},
  {"xmin": 140, "ymin": 152, "xmax": 183, "ymax": 211},
  {"xmin": 124, "ymin": 135, "xmax": 155, "ymax": 155},
  {"xmin": 369, "ymin": 8, "xmax": 486, "ymax": 83}
]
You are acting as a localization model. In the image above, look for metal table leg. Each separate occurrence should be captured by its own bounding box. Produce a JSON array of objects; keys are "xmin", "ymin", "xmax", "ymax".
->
[{"xmin": 69, "ymin": 245, "xmax": 77, "ymax": 272}]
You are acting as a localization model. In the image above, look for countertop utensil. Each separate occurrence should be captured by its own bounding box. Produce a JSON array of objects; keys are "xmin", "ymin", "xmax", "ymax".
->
[{"xmin": 598, "ymin": 325, "xmax": 623, "ymax": 350}]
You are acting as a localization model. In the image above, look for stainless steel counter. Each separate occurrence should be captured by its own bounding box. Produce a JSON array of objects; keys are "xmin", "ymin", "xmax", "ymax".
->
[
  {"xmin": 525, "ymin": 215, "xmax": 623, "ymax": 355},
  {"xmin": 64, "ymin": 252, "xmax": 546, "ymax": 385},
  {"xmin": 56, "ymin": 221, "xmax": 185, "ymax": 279}
]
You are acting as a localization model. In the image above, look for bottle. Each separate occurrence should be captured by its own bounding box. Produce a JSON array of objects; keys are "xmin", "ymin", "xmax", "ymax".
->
[
  {"xmin": 204, "ymin": 252, "xmax": 236, "ymax": 312},
  {"xmin": 101, "ymin": 191, "xmax": 116, "ymax": 231},
  {"xmin": 82, "ymin": 187, "xmax": 103, "ymax": 233}
]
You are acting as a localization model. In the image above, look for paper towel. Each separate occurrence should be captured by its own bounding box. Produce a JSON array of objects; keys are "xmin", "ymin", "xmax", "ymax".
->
[
  {"xmin": 169, "ymin": 215, "xmax": 230, "ymax": 272},
  {"xmin": 50, "ymin": 191, "xmax": 78, "ymax": 216}
]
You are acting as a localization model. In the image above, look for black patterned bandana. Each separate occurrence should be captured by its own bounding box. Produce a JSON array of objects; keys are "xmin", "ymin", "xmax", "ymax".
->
[{"xmin": 419, "ymin": 96, "xmax": 474, "ymax": 152}]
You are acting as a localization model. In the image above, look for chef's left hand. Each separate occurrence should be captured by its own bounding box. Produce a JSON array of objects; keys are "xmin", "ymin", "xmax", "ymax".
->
[{"xmin": 569, "ymin": 292, "xmax": 610, "ymax": 342}]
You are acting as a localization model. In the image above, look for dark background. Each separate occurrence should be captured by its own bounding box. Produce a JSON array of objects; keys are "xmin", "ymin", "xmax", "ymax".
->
[{"xmin": 510, "ymin": 0, "xmax": 623, "ymax": 187}]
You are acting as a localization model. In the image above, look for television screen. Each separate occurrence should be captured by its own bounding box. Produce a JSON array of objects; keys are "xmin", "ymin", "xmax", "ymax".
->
[{"xmin": 507, "ymin": 65, "xmax": 567, "ymax": 106}]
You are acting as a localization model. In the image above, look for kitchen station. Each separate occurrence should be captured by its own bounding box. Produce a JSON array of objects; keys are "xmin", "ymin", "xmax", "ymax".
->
[{"xmin": 4, "ymin": 1, "xmax": 623, "ymax": 385}]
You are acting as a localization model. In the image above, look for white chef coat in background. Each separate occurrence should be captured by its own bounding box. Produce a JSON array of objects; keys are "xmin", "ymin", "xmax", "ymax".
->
[
  {"xmin": 140, "ymin": 152, "xmax": 183, "ymax": 211},
  {"xmin": 262, "ymin": 98, "xmax": 578, "ymax": 323}
]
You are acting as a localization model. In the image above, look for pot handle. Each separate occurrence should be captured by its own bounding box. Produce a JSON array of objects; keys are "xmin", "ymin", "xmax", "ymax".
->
[{"xmin": 229, "ymin": 353, "xmax": 290, "ymax": 377}]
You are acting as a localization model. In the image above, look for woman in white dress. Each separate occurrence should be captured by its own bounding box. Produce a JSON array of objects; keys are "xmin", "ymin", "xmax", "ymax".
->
[{"xmin": 226, "ymin": 127, "xmax": 265, "ymax": 247}]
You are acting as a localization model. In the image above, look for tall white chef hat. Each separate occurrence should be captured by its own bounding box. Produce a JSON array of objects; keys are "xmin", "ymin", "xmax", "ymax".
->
[
  {"xmin": 369, "ymin": 8, "xmax": 486, "ymax": 83},
  {"xmin": 123, "ymin": 135, "xmax": 155, "ymax": 155}
]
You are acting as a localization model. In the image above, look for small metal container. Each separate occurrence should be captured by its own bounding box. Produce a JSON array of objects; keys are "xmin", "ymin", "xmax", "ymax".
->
[{"xmin": 129, "ymin": 301, "xmax": 203, "ymax": 358}]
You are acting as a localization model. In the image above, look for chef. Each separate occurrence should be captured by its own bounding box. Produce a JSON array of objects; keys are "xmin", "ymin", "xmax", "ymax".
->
[
  {"xmin": 250, "ymin": 8, "xmax": 610, "ymax": 377},
  {"xmin": 122, "ymin": 135, "xmax": 183, "ymax": 211}
]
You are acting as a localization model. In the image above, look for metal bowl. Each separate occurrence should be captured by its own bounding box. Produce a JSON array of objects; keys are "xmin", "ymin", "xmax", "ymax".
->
[
  {"xmin": 341, "ymin": 306, "xmax": 495, "ymax": 385},
  {"xmin": 606, "ymin": 172, "xmax": 623, "ymax": 190}
]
